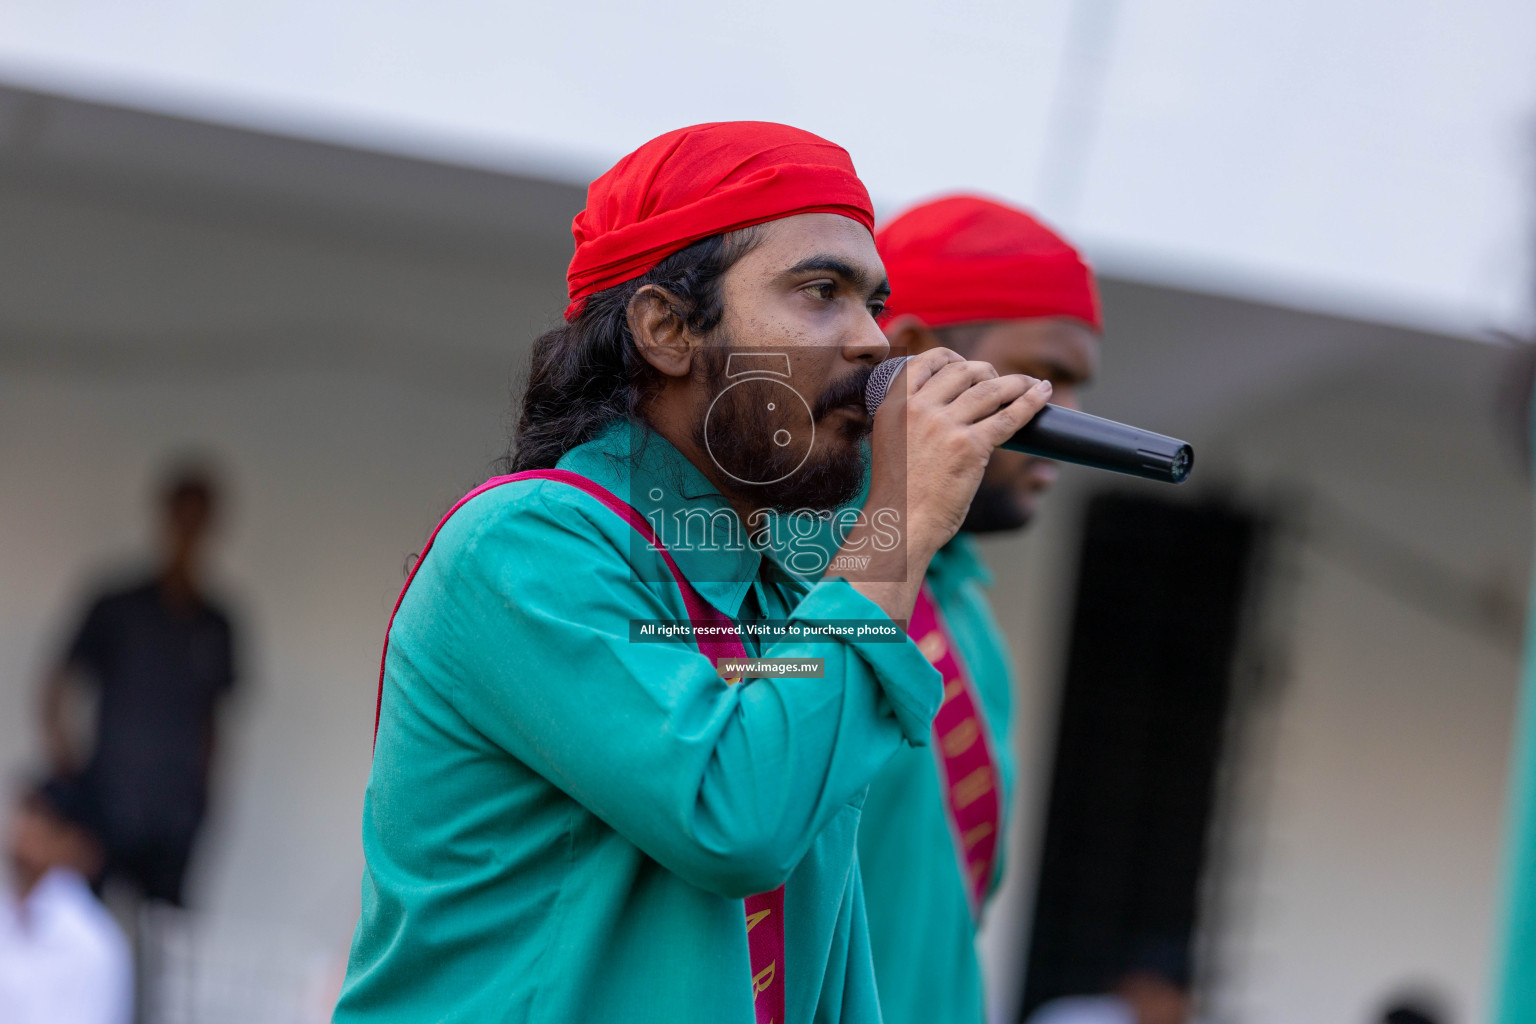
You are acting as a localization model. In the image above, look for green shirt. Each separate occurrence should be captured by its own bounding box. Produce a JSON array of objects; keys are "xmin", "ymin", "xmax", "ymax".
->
[
  {"xmin": 333, "ymin": 419, "xmax": 942, "ymax": 1024},
  {"xmin": 856, "ymin": 535, "xmax": 1018, "ymax": 1024},
  {"xmin": 779, "ymin": 494, "xmax": 1020, "ymax": 1024}
]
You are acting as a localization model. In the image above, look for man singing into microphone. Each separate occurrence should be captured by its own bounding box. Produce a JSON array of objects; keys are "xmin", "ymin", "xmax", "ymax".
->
[
  {"xmin": 332, "ymin": 128, "xmax": 1053, "ymax": 1024},
  {"xmin": 857, "ymin": 195, "xmax": 1102, "ymax": 1024}
]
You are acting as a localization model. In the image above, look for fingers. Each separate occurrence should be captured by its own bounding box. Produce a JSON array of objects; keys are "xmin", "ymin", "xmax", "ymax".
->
[
  {"xmin": 896, "ymin": 347, "xmax": 966, "ymax": 397},
  {"xmin": 879, "ymin": 345, "xmax": 1052, "ymax": 457},
  {"xmin": 912, "ymin": 358, "xmax": 1003, "ymax": 407},
  {"xmin": 972, "ymin": 378, "xmax": 1053, "ymax": 448},
  {"xmin": 946, "ymin": 373, "xmax": 1040, "ymax": 424}
]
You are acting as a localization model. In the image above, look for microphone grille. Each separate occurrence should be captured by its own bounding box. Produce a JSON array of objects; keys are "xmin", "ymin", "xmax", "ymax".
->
[{"xmin": 865, "ymin": 356, "xmax": 910, "ymax": 416}]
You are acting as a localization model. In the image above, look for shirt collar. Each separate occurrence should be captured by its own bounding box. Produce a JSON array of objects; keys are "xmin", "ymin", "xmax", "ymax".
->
[
  {"xmin": 558, "ymin": 419, "xmax": 763, "ymax": 616},
  {"xmin": 7, "ymin": 868, "xmax": 92, "ymax": 934}
]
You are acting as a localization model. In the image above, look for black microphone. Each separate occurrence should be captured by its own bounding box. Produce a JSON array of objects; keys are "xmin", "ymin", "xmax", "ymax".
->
[{"xmin": 864, "ymin": 356, "xmax": 1193, "ymax": 484}]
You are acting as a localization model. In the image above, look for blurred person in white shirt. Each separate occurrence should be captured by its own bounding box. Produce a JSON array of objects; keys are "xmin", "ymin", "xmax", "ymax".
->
[
  {"xmin": 0, "ymin": 778, "xmax": 132, "ymax": 1024},
  {"xmin": 1026, "ymin": 939, "xmax": 1199, "ymax": 1024}
]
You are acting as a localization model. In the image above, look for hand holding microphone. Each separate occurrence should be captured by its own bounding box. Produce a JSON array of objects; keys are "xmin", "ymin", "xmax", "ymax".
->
[
  {"xmin": 865, "ymin": 355, "xmax": 1193, "ymax": 485},
  {"xmin": 831, "ymin": 349, "xmax": 1193, "ymax": 624},
  {"xmin": 866, "ymin": 350, "xmax": 1057, "ymax": 553},
  {"xmin": 831, "ymin": 350, "xmax": 1053, "ymax": 625}
]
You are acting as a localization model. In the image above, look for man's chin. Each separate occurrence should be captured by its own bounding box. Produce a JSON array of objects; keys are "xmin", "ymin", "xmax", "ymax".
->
[
  {"xmin": 759, "ymin": 457, "xmax": 867, "ymax": 514},
  {"xmin": 960, "ymin": 486, "xmax": 1037, "ymax": 535},
  {"xmin": 696, "ymin": 381, "xmax": 871, "ymax": 515}
]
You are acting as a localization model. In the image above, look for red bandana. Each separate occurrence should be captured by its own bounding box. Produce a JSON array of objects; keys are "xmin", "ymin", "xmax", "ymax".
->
[
  {"xmin": 564, "ymin": 121, "xmax": 876, "ymax": 321},
  {"xmin": 876, "ymin": 194, "xmax": 1102, "ymax": 332}
]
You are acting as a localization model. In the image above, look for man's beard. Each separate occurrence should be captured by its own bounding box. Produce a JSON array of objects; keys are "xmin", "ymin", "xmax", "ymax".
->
[
  {"xmin": 960, "ymin": 477, "xmax": 1035, "ymax": 534},
  {"xmin": 692, "ymin": 346, "xmax": 873, "ymax": 514}
]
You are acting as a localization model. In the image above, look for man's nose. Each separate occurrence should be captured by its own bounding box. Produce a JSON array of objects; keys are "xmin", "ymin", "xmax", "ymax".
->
[{"xmin": 843, "ymin": 314, "xmax": 890, "ymax": 366}]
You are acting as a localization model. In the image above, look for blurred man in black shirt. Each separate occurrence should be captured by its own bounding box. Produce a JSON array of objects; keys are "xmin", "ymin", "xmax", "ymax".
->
[{"xmin": 39, "ymin": 467, "xmax": 238, "ymax": 906}]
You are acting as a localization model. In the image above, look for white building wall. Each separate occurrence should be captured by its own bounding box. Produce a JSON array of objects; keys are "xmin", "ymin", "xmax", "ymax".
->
[
  {"xmin": 0, "ymin": 165, "xmax": 554, "ymax": 966},
  {"xmin": 0, "ymin": 367, "xmax": 508, "ymax": 947}
]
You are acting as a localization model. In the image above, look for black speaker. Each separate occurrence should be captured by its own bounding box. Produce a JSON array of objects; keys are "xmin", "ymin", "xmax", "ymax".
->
[{"xmin": 1020, "ymin": 493, "xmax": 1259, "ymax": 1018}]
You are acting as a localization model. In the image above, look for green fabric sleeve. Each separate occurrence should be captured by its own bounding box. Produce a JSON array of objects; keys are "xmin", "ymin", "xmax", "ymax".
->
[{"xmin": 419, "ymin": 481, "xmax": 941, "ymax": 899}]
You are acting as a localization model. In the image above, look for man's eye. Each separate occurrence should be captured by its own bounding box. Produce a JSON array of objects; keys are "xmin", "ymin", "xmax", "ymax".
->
[
  {"xmin": 806, "ymin": 282, "xmax": 837, "ymax": 301},
  {"xmin": 869, "ymin": 302, "xmax": 887, "ymax": 320}
]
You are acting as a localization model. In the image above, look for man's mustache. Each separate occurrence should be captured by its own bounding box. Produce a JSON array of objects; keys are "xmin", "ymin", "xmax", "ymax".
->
[{"xmin": 812, "ymin": 366, "xmax": 874, "ymax": 420}]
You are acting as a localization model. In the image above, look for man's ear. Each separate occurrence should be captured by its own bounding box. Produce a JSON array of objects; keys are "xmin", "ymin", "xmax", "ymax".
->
[
  {"xmin": 882, "ymin": 313, "xmax": 942, "ymax": 356},
  {"xmin": 629, "ymin": 285, "xmax": 697, "ymax": 378}
]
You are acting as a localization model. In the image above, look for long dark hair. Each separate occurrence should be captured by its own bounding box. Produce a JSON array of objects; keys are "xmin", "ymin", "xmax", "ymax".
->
[{"xmin": 507, "ymin": 228, "xmax": 760, "ymax": 472}]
